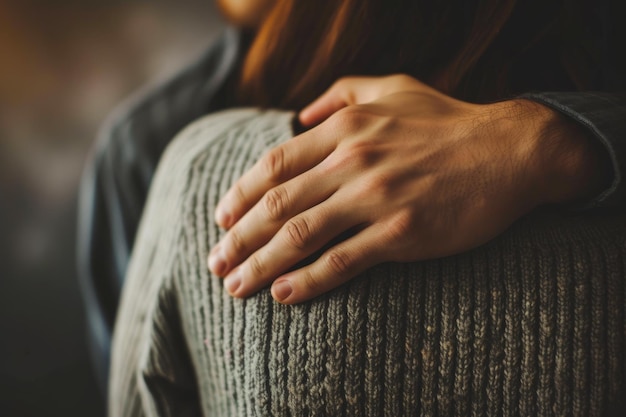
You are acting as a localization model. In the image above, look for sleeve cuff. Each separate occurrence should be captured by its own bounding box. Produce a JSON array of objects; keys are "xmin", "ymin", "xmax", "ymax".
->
[{"xmin": 520, "ymin": 91, "xmax": 626, "ymax": 209}]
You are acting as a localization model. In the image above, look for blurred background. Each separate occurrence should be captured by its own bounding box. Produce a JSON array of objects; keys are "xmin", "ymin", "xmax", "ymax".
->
[{"xmin": 0, "ymin": 1, "xmax": 225, "ymax": 415}]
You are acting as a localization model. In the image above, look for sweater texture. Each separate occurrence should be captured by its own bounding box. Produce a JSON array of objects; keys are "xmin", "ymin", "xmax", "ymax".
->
[{"xmin": 109, "ymin": 109, "xmax": 626, "ymax": 417}]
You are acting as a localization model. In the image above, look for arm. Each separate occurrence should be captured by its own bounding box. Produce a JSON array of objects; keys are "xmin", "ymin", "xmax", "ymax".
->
[
  {"xmin": 111, "ymin": 106, "xmax": 626, "ymax": 416},
  {"xmin": 208, "ymin": 75, "xmax": 616, "ymax": 304},
  {"xmin": 77, "ymin": 27, "xmax": 241, "ymax": 391},
  {"xmin": 521, "ymin": 91, "xmax": 626, "ymax": 208}
]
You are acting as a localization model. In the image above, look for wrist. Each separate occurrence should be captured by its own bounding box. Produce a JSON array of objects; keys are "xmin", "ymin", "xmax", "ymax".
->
[
  {"xmin": 493, "ymin": 99, "xmax": 610, "ymax": 206},
  {"xmin": 528, "ymin": 100, "xmax": 610, "ymax": 205}
]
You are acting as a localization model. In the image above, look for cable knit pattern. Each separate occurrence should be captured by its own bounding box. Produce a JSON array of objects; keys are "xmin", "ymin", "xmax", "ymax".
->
[{"xmin": 109, "ymin": 109, "xmax": 626, "ymax": 417}]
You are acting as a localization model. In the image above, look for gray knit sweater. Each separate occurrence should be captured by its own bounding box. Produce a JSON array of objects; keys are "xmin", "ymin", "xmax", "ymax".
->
[{"xmin": 109, "ymin": 109, "xmax": 626, "ymax": 416}]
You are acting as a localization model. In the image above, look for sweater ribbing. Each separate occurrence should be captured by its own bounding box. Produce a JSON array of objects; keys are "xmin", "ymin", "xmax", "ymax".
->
[{"xmin": 109, "ymin": 109, "xmax": 626, "ymax": 417}]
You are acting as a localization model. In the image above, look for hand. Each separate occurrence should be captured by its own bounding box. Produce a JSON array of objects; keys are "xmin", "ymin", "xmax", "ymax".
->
[{"xmin": 208, "ymin": 74, "xmax": 605, "ymax": 304}]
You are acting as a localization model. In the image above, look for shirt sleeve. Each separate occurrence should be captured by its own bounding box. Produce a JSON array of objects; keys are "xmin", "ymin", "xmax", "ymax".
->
[
  {"xmin": 521, "ymin": 91, "xmax": 626, "ymax": 208},
  {"xmin": 76, "ymin": 27, "xmax": 241, "ymax": 392},
  {"xmin": 517, "ymin": 0, "xmax": 626, "ymax": 209}
]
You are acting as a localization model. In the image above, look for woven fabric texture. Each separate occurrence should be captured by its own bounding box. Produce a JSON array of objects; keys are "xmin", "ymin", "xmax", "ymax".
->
[{"xmin": 109, "ymin": 109, "xmax": 626, "ymax": 417}]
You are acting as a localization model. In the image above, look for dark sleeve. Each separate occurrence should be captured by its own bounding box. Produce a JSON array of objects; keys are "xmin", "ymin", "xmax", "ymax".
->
[
  {"xmin": 521, "ymin": 91, "xmax": 626, "ymax": 208},
  {"xmin": 76, "ymin": 27, "xmax": 241, "ymax": 393},
  {"xmin": 519, "ymin": 0, "xmax": 626, "ymax": 208}
]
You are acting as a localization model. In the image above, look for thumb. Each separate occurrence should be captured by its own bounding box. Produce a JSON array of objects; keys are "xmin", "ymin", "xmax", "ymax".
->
[
  {"xmin": 298, "ymin": 76, "xmax": 387, "ymax": 126},
  {"xmin": 298, "ymin": 74, "xmax": 428, "ymax": 127}
]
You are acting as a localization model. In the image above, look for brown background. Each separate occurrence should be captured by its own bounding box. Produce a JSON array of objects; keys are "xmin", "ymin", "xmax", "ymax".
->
[{"xmin": 0, "ymin": 1, "xmax": 225, "ymax": 415}]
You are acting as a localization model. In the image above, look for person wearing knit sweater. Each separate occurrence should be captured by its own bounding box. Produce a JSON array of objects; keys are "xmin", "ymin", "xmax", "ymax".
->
[
  {"xmin": 110, "ymin": 109, "xmax": 625, "ymax": 416},
  {"xmin": 82, "ymin": 0, "xmax": 626, "ymax": 414}
]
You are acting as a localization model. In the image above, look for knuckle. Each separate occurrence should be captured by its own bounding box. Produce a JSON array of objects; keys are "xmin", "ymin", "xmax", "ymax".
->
[
  {"xmin": 231, "ymin": 182, "xmax": 246, "ymax": 205},
  {"xmin": 263, "ymin": 187, "xmax": 289, "ymax": 221},
  {"xmin": 248, "ymin": 255, "xmax": 265, "ymax": 277},
  {"xmin": 331, "ymin": 137, "xmax": 379, "ymax": 173},
  {"xmin": 365, "ymin": 172, "xmax": 394, "ymax": 196},
  {"xmin": 332, "ymin": 76, "xmax": 357, "ymax": 101},
  {"xmin": 351, "ymin": 172, "xmax": 393, "ymax": 202},
  {"xmin": 228, "ymin": 228, "xmax": 247, "ymax": 254},
  {"xmin": 261, "ymin": 146, "xmax": 287, "ymax": 182},
  {"xmin": 385, "ymin": 211, "xmax": 414, "ymax": 243},
  {"xmin": 387, "ymin": 73, "xmax": 420, "ymax": 90},
  {"xmin": 351, "ymin": 143, "xmax": 381, "ymax": 169},
  {"xmin": 332, "ymin": 76, "xmax": 355, "ymax": 90},
  {"xmin": 320, "ymin": 144, "xmax": 354, "ymax": 174},
  {"xmin": 301, "ymin": 269, "xmax": 326, "ymax": 294},
  {"xmin": 389, "ymin": 73, "xmax": 414, "ymax": 84},
  {"xmin": 283, "ymin": 217, "xmax": 314, "ymax": 250},
  {"xmin": 330, "ymin": 106, "xmax": 369, "ymax": 133},
  {"xmin": 324, "ymin": 249, "xmax": 352, "ymax": 276}
]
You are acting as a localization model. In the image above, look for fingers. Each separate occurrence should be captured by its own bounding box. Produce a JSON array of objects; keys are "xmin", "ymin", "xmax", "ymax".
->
[
  {"xmin": 213, "ymin": 74, "xmax": 444, "ymax": 304},
  {"xmin": 218, "ymin": 74, "xmax": 430, "ymax": 229},
  {"xmin": 209, "ymin": 162, "xmax": 338, "ymax": 277},
  {"xmin": 270, "ymin": 223, "xmax": 391, "ymax": 304},
  {"xmin": 220, "ymin": 195, "xmax": 367, "ymax": 299},
  {"xmin": 215, "ymin": 124, "xmax": 337, "ymax": 229}
]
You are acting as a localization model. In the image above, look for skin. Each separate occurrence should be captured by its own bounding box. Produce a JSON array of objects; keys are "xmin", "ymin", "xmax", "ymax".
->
[
  {"xmin": 208, "ymin": 74, "xmax": 607, "ymax": 304},
  {"xmin": 216, "ymin": 0, "xmax": 276, "ymax": 28}
]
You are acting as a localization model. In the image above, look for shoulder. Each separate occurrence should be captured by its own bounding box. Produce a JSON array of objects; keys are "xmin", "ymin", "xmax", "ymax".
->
[
  {"xmin": 156, "ymin": 108, "xmax": 294, "ymax": 178},
  {"xmin": 91, "ymin": 27, "xmax": 243, "ymax": 191}
]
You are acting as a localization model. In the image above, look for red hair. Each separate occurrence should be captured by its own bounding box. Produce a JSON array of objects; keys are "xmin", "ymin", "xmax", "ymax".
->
[{"xmin": 238, "ymin": 0, "xmax": 588, "ymax": 108}]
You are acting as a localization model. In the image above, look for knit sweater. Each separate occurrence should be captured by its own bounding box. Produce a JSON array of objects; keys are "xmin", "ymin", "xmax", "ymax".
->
[{"xmin": 109, "ymin": 109, "xmax": 626, "ymax": 417}]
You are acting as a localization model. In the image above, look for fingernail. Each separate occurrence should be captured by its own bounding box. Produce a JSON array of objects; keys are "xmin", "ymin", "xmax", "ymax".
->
[
  {"xmin": 208, "ymin": 250, "xmax": 227, "ymax": 276},
  {"xmin": 224, "ymin": 271, "xmax": 241, "ymax": 295},
  {"xmin": 215, "ymin": 206, "xmax": 231, "ymax": 228},
  {"xmin": 272, "ymin": 280, "xmax": 292, "ymax": 301}
]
